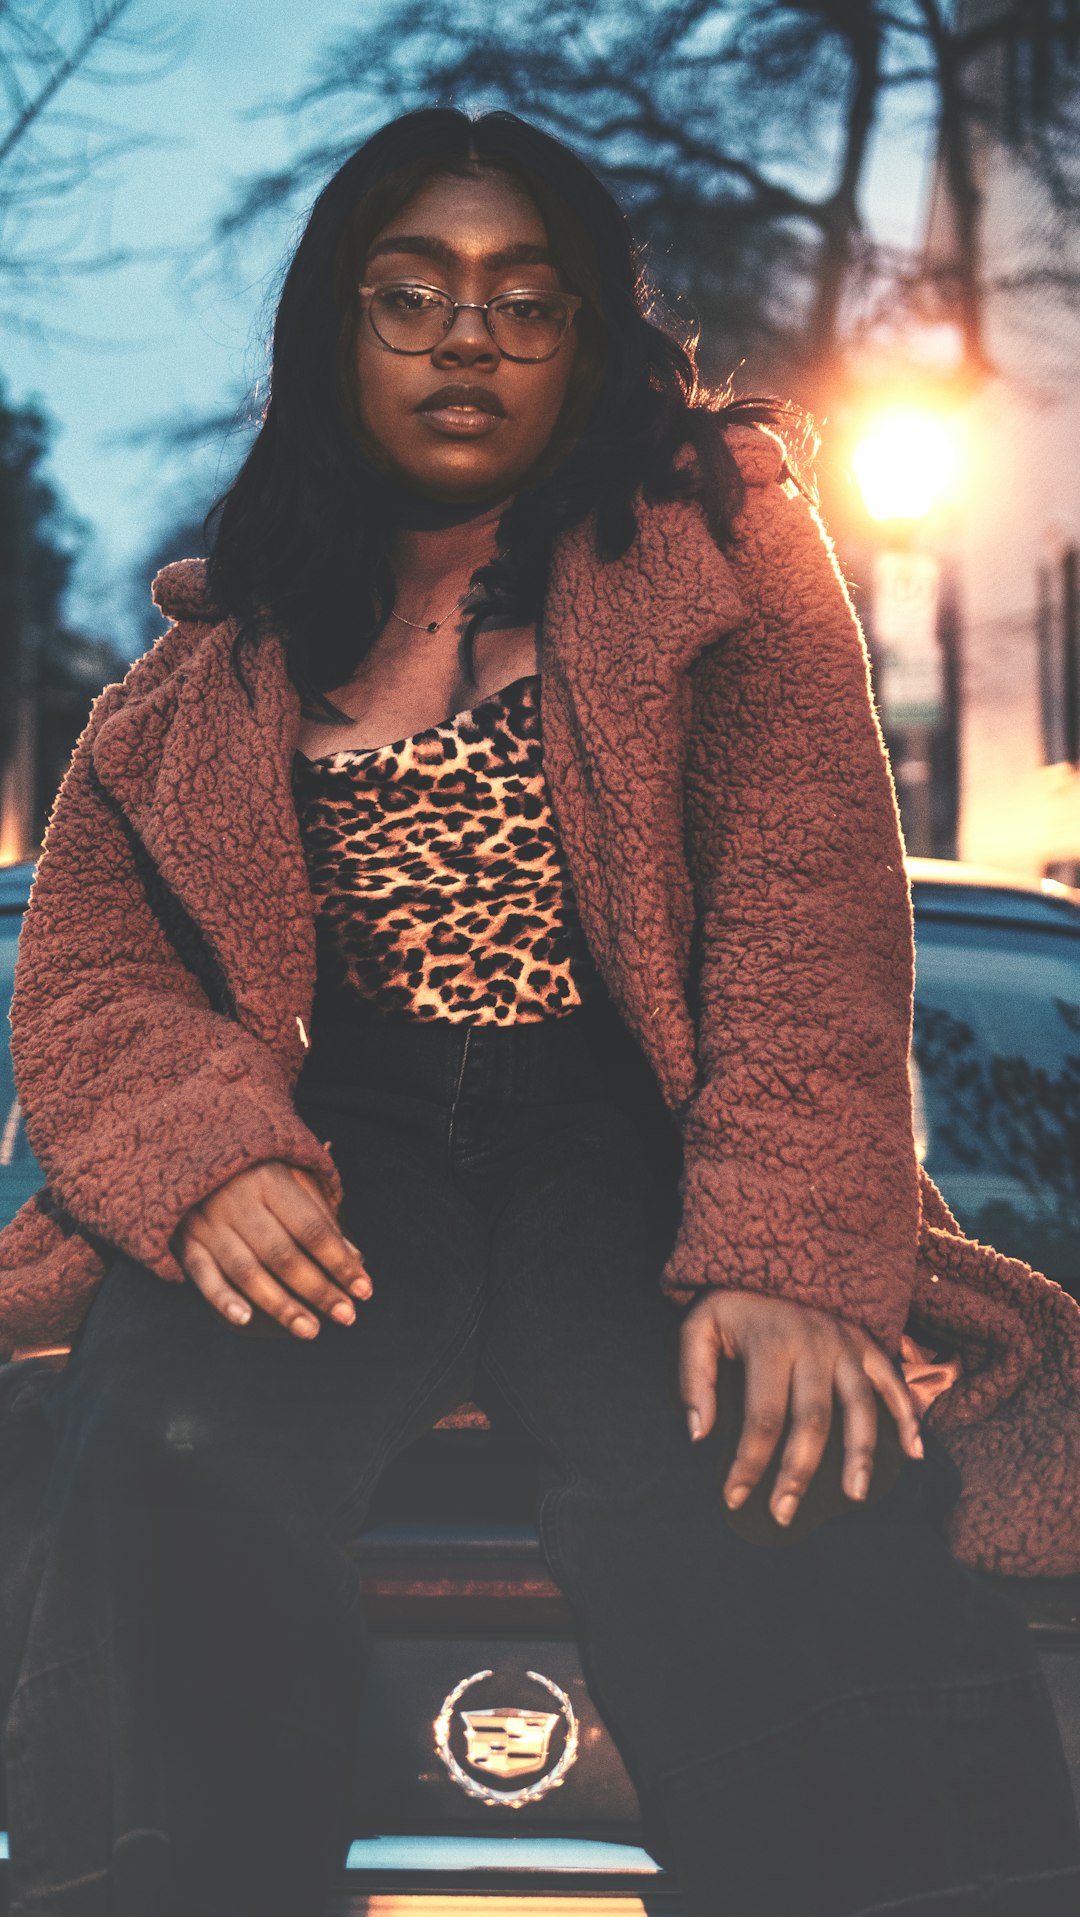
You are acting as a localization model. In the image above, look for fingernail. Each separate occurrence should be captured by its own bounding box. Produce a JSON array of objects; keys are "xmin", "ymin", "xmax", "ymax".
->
[
  {"xmin": 350, "ymin": 1279, "xmax": 371, "ymax": 1298},
  {"xmin": 726, "ymin": 1484, "xmax": 749, "ymax": 1509},
  {"xmin": 331, "ymin": 1302, "xmax": 355, "ymax": 1325},
  {"xmin": 687, "ymin": 1409, "xmax": 702, "ymax": 1440},
  {"xmin": 774, "ymin": 1494, "xmax": 798, "ymax": 1525},
  {"xmin": 911, "ymin": 1433, "xmax": 924, "ymax": 1458},
  {"xmin": 295, "ymin": 1319, "xmax": 319, "ymax": 1338},
  {"xmin": 852, "ymin": 1468, "xmax": 870, "ymax": 1500},
  {"xmin": 226, "ymin": 1302, "xmax": 251, "ymax": 1324}
]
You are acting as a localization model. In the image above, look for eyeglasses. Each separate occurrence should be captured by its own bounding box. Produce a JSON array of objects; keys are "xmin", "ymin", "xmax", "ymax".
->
[{"xmin": 357, "ymin": 279, "xmax": 582, "ymax": 361}]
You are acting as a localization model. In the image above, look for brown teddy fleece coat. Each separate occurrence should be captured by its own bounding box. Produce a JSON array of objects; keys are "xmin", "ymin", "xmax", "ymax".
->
[{"xmin": 2, "ymin": 422, "xmax": 1079, "ymax": 1578}]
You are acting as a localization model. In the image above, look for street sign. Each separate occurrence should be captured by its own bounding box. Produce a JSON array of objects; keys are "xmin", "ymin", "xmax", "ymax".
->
[{"xmin": 873, "ymin": 549, "xmax": 944, "ymax": 727}]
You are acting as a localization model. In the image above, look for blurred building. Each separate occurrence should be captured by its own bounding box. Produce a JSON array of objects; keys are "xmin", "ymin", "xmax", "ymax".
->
[
  {"xmin": 0, "ymin": 631, "xmax": 128, "ymax": 864},
  {"xmin": 922, "ymin": 4, "xmax": 1080, "ymax": 884}
]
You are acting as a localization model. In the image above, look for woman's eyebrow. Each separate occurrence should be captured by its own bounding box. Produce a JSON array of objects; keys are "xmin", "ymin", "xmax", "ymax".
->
[{"xmin": 365, "ymin": 235, "xmax": 553, "ymax": 269}]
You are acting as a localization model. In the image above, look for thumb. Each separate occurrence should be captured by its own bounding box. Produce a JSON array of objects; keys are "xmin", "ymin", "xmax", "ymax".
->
[{"xmin": 679, "ymin": 1303, "xmax": 721, "ymax": 1441}]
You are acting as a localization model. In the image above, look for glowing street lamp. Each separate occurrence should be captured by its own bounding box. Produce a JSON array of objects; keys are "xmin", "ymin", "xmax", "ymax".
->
[{"xmin": 852, "ymin": 408, "xmax": 961, "ymax": 524}]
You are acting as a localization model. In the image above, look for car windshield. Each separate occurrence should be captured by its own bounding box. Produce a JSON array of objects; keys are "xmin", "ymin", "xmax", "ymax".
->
[{"xmin": 911, "ymin": 916, "xmax": 1080, "ymax": 1288}]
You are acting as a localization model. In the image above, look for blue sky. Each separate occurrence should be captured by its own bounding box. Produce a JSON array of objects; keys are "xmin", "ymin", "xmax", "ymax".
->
[
  {"xmin": 4, "ymin": 0, "xmax": 361, "ymax": 656},
  {"xmin": 4, "ymin": 0, "xmax": 936, "ymax": 661}
]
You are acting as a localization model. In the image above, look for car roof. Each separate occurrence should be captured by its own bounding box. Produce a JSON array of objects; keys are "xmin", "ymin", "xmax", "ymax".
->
[
  {"xmin": 0, "ymin": 860, "xmax": 36, "ymax": 913},
  {"xmin": 3, "ymin": 854, "xmax": 1080, "ymax": 930},
  {"xmin": 906, "ymin": 855, "xmax": 1080, "ymax": 902},
  {"xmin": 906, "ymin": 857, "xmax": 1080, "ymax": 931}
]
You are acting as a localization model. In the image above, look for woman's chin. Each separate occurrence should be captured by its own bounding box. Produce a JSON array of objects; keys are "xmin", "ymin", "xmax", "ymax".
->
[{"xmin": 382, "ymin": 445, "xmax": 526, "ymax": 503}]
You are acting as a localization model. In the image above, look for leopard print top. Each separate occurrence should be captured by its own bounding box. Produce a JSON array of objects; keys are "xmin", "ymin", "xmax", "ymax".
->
[{"xmin": 291, "ymin": 673, "xmax": 604, "ymax": 1024}]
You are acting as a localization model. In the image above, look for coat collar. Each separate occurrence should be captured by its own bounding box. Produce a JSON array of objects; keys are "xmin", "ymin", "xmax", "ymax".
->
[{"xmin": 90, "ymin": 491, "xmax": 749, "ymax": 1096}]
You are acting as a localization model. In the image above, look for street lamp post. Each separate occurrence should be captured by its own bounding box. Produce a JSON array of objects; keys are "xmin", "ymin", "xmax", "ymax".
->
[
  {"xmin": 873, "ymin": 539, "xmax": 944, "ymax": 854},
  {"xmin": 850, "ymin": 407, "xmax": 961, "ymax": 857}
]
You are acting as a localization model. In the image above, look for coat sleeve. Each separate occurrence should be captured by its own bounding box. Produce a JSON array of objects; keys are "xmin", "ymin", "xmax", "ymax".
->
[
  {"xmin": 9, "ymin": 621, "xmax": 344, "ymax": 1289},
  {"xmin": 658, "ymin": 424, "xmax": 920, "ymax": 1357}
]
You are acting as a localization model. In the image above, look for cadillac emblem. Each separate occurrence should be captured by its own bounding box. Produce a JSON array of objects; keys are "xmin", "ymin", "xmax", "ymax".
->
[{"xmin": 433, "ymin": 1667, "xmax": 579, "ymax": 1808}]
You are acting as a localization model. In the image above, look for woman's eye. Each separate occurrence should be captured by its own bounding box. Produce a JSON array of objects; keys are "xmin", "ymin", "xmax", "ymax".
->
[
  {"xmin": 384, "ymin": 287, "xmax": 441, "ymax": 312},
  {"xmin": 500, "ymin": 297, "xmax": 552, "ymax": 321}
]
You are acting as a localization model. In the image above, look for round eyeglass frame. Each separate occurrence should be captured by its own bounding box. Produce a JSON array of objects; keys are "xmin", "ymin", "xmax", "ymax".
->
[{"xmin": 357, "ymin": 280, "xmax": 583, "ymax": 362}]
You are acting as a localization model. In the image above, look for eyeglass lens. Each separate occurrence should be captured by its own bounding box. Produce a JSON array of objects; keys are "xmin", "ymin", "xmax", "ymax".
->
[{"xmin": 369, "ymin": 285, "xmax": 571, "ymax": 358}]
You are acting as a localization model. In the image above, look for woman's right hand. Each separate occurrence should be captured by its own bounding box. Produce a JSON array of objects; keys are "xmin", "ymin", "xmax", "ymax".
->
[{"xmin": 170, "ymin": 1160, "xmax": 373, "ymax": 1337}]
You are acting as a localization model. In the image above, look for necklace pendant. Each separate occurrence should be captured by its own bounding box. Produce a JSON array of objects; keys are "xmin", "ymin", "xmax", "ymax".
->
[{"xmin": 427, "ymin": 621, "xmax": 438, "ymax": 632}]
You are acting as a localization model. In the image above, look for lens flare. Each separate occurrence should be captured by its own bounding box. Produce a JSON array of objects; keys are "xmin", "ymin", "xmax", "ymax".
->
[{"xmin": 852, "ymin": 410, "xmax": 960, "ymax": 521}]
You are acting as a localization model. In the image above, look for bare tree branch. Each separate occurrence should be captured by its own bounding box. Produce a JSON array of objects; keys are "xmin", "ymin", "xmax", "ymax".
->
[
  {"xmin": 157, "ymin": 0, "xmax": 1080, "ymax": 433},
  {"xmin": 0, "ymin": 0, "xmax": 190, "ymax": 311},
  {"xmin": 0, "ymin": 0, "xmax": 136, "ymax": 171}
]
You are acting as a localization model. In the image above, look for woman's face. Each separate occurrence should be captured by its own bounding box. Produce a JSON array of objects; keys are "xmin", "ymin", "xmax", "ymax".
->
[{"xmin": 351, "ymin": 169, "xmax": 582, "ymax": 503}]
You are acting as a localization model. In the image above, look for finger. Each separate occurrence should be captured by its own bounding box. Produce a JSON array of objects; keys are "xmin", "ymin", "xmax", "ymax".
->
[
  {"xmin": 289, "ymin": 1165, "xmax": 341, "ymax": 1223},
  {"xmin": 723, "ymin": 1343, "xmax": 792, "ymax": 1508},
  {"xmin": 768, "ymin": 1357, "xmax": 837, "ymax": 1525},
  {"xmin": 267, "ymin": 1178, "xmax": 373, "ymax": 1300},
  {"xmin": 242, "ymin": 1218, "xmax": 360, "ymax": 1326},
  {"xmin": 832, "ymin": 1356, "xmax": 881, "ymax": 1502},
  {"xmin": 208, "ymin": 1225, "xmax": 326, "ymax": 1339},
  {"xmin": 678, "ymin": 1308, "xmax": 721, "ymax": 1440},
  {"xmin": 180, "ymin": 1237, "xmax": 255, "ymax": 1328},
  {"xmin": 861, "ymin": 1345, "xmax": 925, "ymax": 1458}
]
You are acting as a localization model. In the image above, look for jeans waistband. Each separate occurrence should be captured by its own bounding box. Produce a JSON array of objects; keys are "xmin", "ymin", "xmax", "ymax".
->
[{"xmin": 296, "ymin": 990, "xmax": 675, "ymax": 1117}]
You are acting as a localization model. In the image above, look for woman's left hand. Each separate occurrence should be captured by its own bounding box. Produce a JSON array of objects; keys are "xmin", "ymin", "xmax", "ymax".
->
[{"xmin": 678, "ymin": 1288, "xmax": 924, "ymax": 1527}]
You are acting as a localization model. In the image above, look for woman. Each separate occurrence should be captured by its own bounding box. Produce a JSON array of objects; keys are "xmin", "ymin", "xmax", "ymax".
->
[{"xmin": 2, "ymin": 105, "xmax": 1079, "ymax": 1916}]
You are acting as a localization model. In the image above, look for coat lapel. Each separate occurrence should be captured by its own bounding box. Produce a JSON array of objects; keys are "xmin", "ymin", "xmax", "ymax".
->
[
  {"xmin": 539, "ymin": 495, "xmax": 749, "ymax": 1108},
  {"xmin": 89, "ymin": 492, "xmax": 748, "ymax": 1101},
  {"xmin": 90, "ymin": 617, "xmax": 316, "ymax": 1056}
]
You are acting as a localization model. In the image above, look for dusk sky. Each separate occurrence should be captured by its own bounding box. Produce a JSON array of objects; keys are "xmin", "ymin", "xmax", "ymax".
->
[
  {"xmin": 4, "ymin": 0, "xmax": 934, "ymax": 661},
  {"xmin": 5, "ymin": 0, "xmax": 361, "ymax": 656}
]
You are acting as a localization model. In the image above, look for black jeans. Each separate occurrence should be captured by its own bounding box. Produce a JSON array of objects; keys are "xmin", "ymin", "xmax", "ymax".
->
[{"xmin": 5, "ymin": 993, "xmax": 1080, "ymax": 1916}]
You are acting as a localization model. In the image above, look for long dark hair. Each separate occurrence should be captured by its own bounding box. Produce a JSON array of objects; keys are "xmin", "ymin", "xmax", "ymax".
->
[{"xmin": 203, "ymin": 107, "xmax": 817, "ymax": 716}]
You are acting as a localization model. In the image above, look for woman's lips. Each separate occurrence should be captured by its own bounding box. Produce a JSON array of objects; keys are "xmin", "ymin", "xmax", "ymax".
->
[{"xmin": 417, "ymin": 406, "xmax": 503, "ymax": 437}]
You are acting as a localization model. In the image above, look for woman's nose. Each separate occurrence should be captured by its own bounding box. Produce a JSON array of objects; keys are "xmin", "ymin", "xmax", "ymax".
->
[{"xmin": 433, "ymin": 305, "xmax": 499, "ymax": 363}]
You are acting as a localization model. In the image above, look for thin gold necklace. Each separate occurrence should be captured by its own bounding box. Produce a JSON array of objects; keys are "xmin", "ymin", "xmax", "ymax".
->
[{"xmin": 389, "ymin": 589, "xmax": 473, "ymax": 635}]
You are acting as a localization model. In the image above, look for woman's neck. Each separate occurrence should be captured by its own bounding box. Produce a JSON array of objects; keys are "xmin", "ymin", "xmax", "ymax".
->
[
  {"xmin": 383, "ymin": 483, "xmax": 515, "ymax": 593},
  {"xmin": 381, "ymin": 473, "xmax": 514, "ymax": 530}
]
